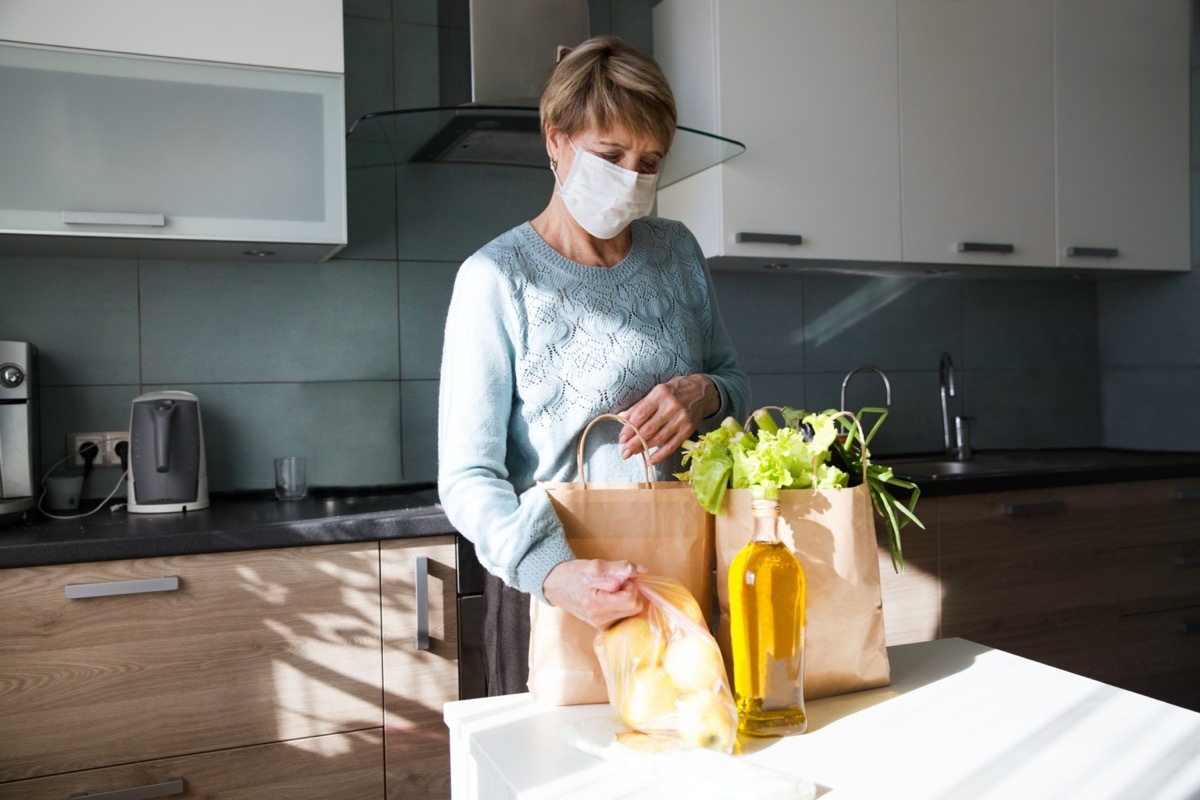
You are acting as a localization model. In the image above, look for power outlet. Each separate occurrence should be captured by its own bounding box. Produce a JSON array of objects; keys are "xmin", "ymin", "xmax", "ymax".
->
[{"xmin": 66, "ymin": 431, "xmax": 130, "ymax": 469}]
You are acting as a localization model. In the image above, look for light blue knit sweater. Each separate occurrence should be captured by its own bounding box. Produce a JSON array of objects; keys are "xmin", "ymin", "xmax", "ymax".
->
[{"xmin": 437, "ymin": 216, "xmax": 749, "ymax": 603}]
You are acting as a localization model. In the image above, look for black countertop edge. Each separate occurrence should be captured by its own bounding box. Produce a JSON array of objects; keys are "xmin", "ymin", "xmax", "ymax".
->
[
  {"xmin": 5, "ymin": 455, "xmax": 1200, "ymax": 570},
  {"xmin": 893, "ymin": 461, "xmax": 1200, "ymax": 498},
  {"xmin": 0, "ymin": 486, "xmax": 455, "ymax": 570}
]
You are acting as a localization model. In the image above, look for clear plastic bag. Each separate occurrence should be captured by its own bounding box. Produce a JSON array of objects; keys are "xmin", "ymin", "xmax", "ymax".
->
[{"xmin": 594, "ymin": 574, "xmax": 738, "ymax": 753}]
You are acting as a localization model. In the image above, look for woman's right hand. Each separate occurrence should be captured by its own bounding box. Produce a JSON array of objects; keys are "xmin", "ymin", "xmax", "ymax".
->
[{"xmin": 542, "ymin": 558, "xmax": 645, "ymax": 629}]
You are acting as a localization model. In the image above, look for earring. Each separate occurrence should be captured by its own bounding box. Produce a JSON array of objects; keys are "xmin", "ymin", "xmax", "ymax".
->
[{"xmin": 551, "ymin": 158, "xmax": 558, "ymax": 170}]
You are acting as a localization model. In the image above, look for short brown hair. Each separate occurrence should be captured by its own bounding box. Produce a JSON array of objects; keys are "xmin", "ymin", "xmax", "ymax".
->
[{"xmin": 539, "ymin": 36, "xmax": 677, "ymax": 152}]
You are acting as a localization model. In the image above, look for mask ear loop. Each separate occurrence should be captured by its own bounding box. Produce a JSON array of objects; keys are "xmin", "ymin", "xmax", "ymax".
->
[{"xmin": 549, "ymin": 137, "xmax": 579, "ymax": 189}]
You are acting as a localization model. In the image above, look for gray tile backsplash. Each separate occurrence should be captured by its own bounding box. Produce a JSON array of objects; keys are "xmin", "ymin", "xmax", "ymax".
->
[
  {"xmin": 801, "ymin": 274, "xmax": 961, "ymax": 373},
  {"xmin": 401, "ymin": 378, "xmax": 439, "ymax": 481},
  {"xmin": 1, "ymin": 257, "xmax": 140, "ymax": 385},
  {"xmin": 3, "ymin": 4, "xmax": 1196, "ymax": 500},
  {"xmin": 398, "ymin": 260, "xmax": 459, "ymax": 380},
  {"xmin": 150, "ymin": 380, "xmax": 404, "ymax": 491},
  {"xmin": 395, "ymin": 164, "xmax": 553, "ymax": 261},
  {"xmin": 343, "ymin": 15, "xmax": 393, "ymax": 127},
  {"xmin": 138, "ymin": 259, "xmax": 399, "ymax": 384}
]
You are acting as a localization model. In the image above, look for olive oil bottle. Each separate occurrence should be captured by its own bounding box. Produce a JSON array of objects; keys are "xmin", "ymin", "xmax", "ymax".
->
[{"xmin": 728, "ymin": 498, "xmax": 807, "ymax": 736}]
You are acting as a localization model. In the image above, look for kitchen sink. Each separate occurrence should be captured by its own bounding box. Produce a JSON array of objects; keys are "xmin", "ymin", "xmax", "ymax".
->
[{"xmin": 884, "ymin": 450, "xmax": 1141, "ymax": 480}]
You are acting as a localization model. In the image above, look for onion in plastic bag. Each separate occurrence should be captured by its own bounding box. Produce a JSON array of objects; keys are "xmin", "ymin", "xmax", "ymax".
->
[{"xmin": 595, "ymin": 575, "xmax": 737, "ymax": 753}]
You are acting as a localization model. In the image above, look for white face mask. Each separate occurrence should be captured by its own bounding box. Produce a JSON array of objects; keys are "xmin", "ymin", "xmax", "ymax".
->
[{"xmin": 553, "ymin": 140, "xmax": 659, "ymax": 240}]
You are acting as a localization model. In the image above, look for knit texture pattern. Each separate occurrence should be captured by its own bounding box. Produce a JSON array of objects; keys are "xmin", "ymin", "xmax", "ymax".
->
[{"xmin": 437, "ymin": 217, "xmax": 749, "ymax": 601}]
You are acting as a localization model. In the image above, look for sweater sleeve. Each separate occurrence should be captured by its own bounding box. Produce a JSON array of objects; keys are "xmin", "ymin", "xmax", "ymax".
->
[{"xmin": 436, "ymin": 252, "xmax": 575, "ymax": 604}]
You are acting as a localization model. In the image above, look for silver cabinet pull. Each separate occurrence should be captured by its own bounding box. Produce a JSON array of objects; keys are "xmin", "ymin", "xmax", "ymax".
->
[
  {"xmin": 735, "ymin": 232, "xmax": 804, "ymax": 246},
  {"xmin": 414, "ymin": 555, "xmax": 430, "ymax": 651},
  {"xmin": 70, "ymin": 777, "xmax": 184, "ymax": 799},
  {"xmin": 1179, "ymin": 622, "xmax": 1200, "ymax": 635},
  {"xmin": 957, "ymin": 241, "xmax": 1014, "ymax": 254},
  {"xmin": 1172, "ymin": 489, "xmax": 1200, "ymax": 501},
  {"xmin": 1175, "ymin": 556, "xmax": 1200, "ymax": 567},
  {"xmin": 1065, "ymin": 246, "xmax": 1118, "ymax": 258},
  {"xmin": 62, "ymin": 211, "xmax": 166, "ymax": 227},
  {"xmin": 1002, "ymin": 500, "xmax": 1065, "ymax": 517},
  {"xmin": 65, "ymin": 576, "xmax": 179, "ymax": 599}
]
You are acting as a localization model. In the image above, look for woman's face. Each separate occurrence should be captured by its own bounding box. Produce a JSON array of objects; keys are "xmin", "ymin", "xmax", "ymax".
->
[{"xmin": 549, "ymin": 124, "xmax": 667, "ymax": 177}]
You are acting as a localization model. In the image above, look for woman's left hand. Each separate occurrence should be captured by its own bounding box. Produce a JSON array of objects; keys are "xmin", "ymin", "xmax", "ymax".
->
[{"xmin": 618, "ymin": 374, "xmax": 719, "ymax": 465}]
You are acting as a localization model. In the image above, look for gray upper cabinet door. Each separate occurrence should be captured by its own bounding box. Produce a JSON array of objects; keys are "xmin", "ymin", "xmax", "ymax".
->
[
  {"xmin": 653, "ymin": 0, "xmax": 903, "ymax": 267},
  {"xmin": 1053, "ymin": 0, "xmax": 1190, "ymax": 273},
  {"xmin": 898, "ymin": 0, "xmax": 1057, "ymax": 269},
  {"xmin": 0, "ymin": 44, "xmax": 346, "ymax": 262}
]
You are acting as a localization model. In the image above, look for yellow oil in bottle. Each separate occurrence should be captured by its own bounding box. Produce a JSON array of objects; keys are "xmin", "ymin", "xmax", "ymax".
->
[{"xmin": 728, "ymin": 500, "xmax": 807, "ymax": 737}]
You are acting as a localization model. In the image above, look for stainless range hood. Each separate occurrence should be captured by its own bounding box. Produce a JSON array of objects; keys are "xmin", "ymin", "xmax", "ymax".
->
[{"xmin": 345, "ymin": 0, "xmax": 744, "ymax": 188}]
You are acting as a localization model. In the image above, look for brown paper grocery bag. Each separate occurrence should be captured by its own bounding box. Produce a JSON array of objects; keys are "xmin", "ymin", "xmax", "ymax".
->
[
  {"xmin": 715, "ymin": 411, "xmax": 890, "ymax": 700},
  {"xmin": 529, "ymin": 414, "xmax": 715, "ymax": 706}
]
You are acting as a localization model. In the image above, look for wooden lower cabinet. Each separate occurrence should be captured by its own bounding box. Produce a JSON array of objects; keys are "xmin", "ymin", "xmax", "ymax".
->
[
  {"xmin": 0, "ymin": 730, "xmax": 385, "ymax": 800},
  {"xmin": 1113, "ymin": 477, "xmax": 1200, "ymax": 710},
  {"xmin": 0, "ymin": 543, "xmax": 385, "ymax": 792},
  {"xmin": 875, "ymin": 477, "xmax": 1200, "ymax": 711},
  {"xmin": 876, "ymin": 505, "xmax": 941, "ymax": 646},
  {"xmin": 938, "ymin": 485, "xmax": 1123, "ymax": 683},
  {"xmin": 380, "ymin": 537, "xmax": 459, "ymax": 799}
]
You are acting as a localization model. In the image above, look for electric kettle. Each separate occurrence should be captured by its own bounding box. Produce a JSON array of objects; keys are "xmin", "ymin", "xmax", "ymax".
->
[{"xmin": 127, "ymin": 390, "xmax": 209, "ymax": 513}]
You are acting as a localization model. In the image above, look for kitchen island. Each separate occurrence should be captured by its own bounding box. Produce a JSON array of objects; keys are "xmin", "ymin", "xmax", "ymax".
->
[{"xmin": 444, "ymin": 637, "xmax": 1200, "ymax": 800}]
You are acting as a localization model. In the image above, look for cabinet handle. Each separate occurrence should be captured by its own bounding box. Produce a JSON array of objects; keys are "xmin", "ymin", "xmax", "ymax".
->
[
  {"xmin": 1179, "ymin": 622, "xmax": 1200, "ymax": 635},
  {"xmin": 957, "ymin": 241, "xmax": 1014, "ymax": 254},
  {"xmin": 1002, "ymin": 500, "xmax": 1065, "ymax": 517},
  {"xmin": 1172, "ymin": 489, "xmax": 1200, "ymax": 501},
  {"xmin": 735, "ymin": 232, "xmax": 804, "ymax": 246},
  {"xmin": 62, "ymin": 211, "xmax": 166, "ymax": 227},
  {"xmin": 414, "ymin": 555, "xmax": 430, "ymax": 651},
  {"xmin": 1175, "ymin": 556, "xmax": 1200, "ymax": 567},
  {"xmin": 65, "ymin": 576, "xmax": 179, "ymax": 599},
  {"xmin": 1065, "ymin": 246, "xmax": 1119, "ymax": 259},
  {"xmin": 69, "ymin": 777, "xmax": 184, "ymax": 799}
]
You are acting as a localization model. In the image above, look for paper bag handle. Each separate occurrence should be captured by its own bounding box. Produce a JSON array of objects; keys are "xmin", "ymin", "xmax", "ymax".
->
[
  {"xmin": 744, "ymin": 406, "xmax": 869, "ymax": 482},
  {"xmin": 575, "ymin": 414, "xmax": 653, "ymax": 488}
]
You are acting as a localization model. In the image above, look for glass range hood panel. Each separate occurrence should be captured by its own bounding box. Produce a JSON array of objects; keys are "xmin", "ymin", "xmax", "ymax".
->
[{"xmin": 346, "ymin": 106, "xmax": 745, "ymax": 189}]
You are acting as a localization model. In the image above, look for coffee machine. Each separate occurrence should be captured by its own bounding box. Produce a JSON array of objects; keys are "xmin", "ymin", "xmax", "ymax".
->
[{"xmin": 0, "ymin": 340, "xmax": 38, "ymax": 523}]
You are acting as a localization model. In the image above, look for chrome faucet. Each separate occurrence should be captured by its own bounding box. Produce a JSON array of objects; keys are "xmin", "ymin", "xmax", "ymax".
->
[
  {"xmin": 840, "ymin": 364, "xmax": 892, "ymax": 412},
  {"xmin": 939, "ymin": 352, "xmax": 970, "ymax": 460}
]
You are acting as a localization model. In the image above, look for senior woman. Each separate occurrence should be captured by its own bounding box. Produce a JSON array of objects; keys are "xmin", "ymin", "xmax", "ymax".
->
[{"xmin": 438, "ymin": 35, "xmax": 750, "ymax": 695}]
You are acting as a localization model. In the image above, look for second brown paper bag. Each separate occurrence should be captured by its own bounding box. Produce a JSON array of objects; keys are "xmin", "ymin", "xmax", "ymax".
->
[{"xmin": 528, "ymin": 415, "xmax": 714, "ymax": 706}]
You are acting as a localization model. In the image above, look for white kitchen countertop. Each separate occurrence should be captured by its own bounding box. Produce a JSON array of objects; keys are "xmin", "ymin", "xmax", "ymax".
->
[{"xmin": 444, "ymin": 638, "xmax": 1200, "ymax": 800}]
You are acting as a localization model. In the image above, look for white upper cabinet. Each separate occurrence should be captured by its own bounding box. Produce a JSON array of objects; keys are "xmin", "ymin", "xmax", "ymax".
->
[
  {"xmin": 0, "ymin": 0, "xmax": 343, "ymax": 72},
  {"xmin": 0, "ymin": 1, "xmax": 346, "ymax": 262},
  {"xmin": 898, "ymin": 0, "xmax": 1056, "ymax": 268},
  {"xmin": 1054, "ymin": 0, "xmax": 1190, "ymax": 273},
  {"xmin": 653, "ymin": 0, "xmax": 902, "ymax": 266},
  {"xmin": 655, "ymin": 0, "xmax": 1189, "ymax": 274}
]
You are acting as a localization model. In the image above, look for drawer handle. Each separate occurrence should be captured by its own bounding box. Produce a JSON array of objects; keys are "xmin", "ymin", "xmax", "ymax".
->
[
  {"xmin": 1065, "ymin": 246, "xmax": 1119, "ymax": 259},
  {"xmin": 62, "ymin": 211, "xmax": 166, "ymax": 227},
  {"xmin": 1172, "ymin": 489, "xmax": 1200, "ymax": 501},
  {"xmin": 957, "ymin": 241, "xmax": 1014, "ymax": 254},
  {"xmin": 65, "ymin": 576, "xmax": 180, "ymax": 599},
  {"xmin": 1002, "ymin": 500, "xmax": 1065, "ymax": 517},
  {"xmin": 735, "ymin": 232, "xmax": 804, "ymax": 246},
  {"xmin": 1175, "ymin": 556, "xmax": 1200, "ymax": 567},
  {"xmin": 1179, "ymin": 622, "xmax": 1200, "ymax": 635},
  {"xmin": 70, "ymin": 777, "xmax": 184, "ymax": 799},
  {"xmin": 414, "ymin": 555, "xmax": 430, "ymax": 651}
]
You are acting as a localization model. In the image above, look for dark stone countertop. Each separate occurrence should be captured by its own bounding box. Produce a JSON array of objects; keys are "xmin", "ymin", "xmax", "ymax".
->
[
  {"xmin": 0, "ymin": 484, "xmax": 452, "ymax": 570},
  {"xmin": 4, "ymin": 449, "xmax": 1199, "ymax": 571},
  {"xmin": 881, "ymin": 448, "xmax": 1200, "ymax": 497}
]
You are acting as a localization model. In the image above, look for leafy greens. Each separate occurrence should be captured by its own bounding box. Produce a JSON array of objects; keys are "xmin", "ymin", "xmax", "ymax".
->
[{"xmin": 675, "ymin": 406, "xmax": 922, "ymax": 571}]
